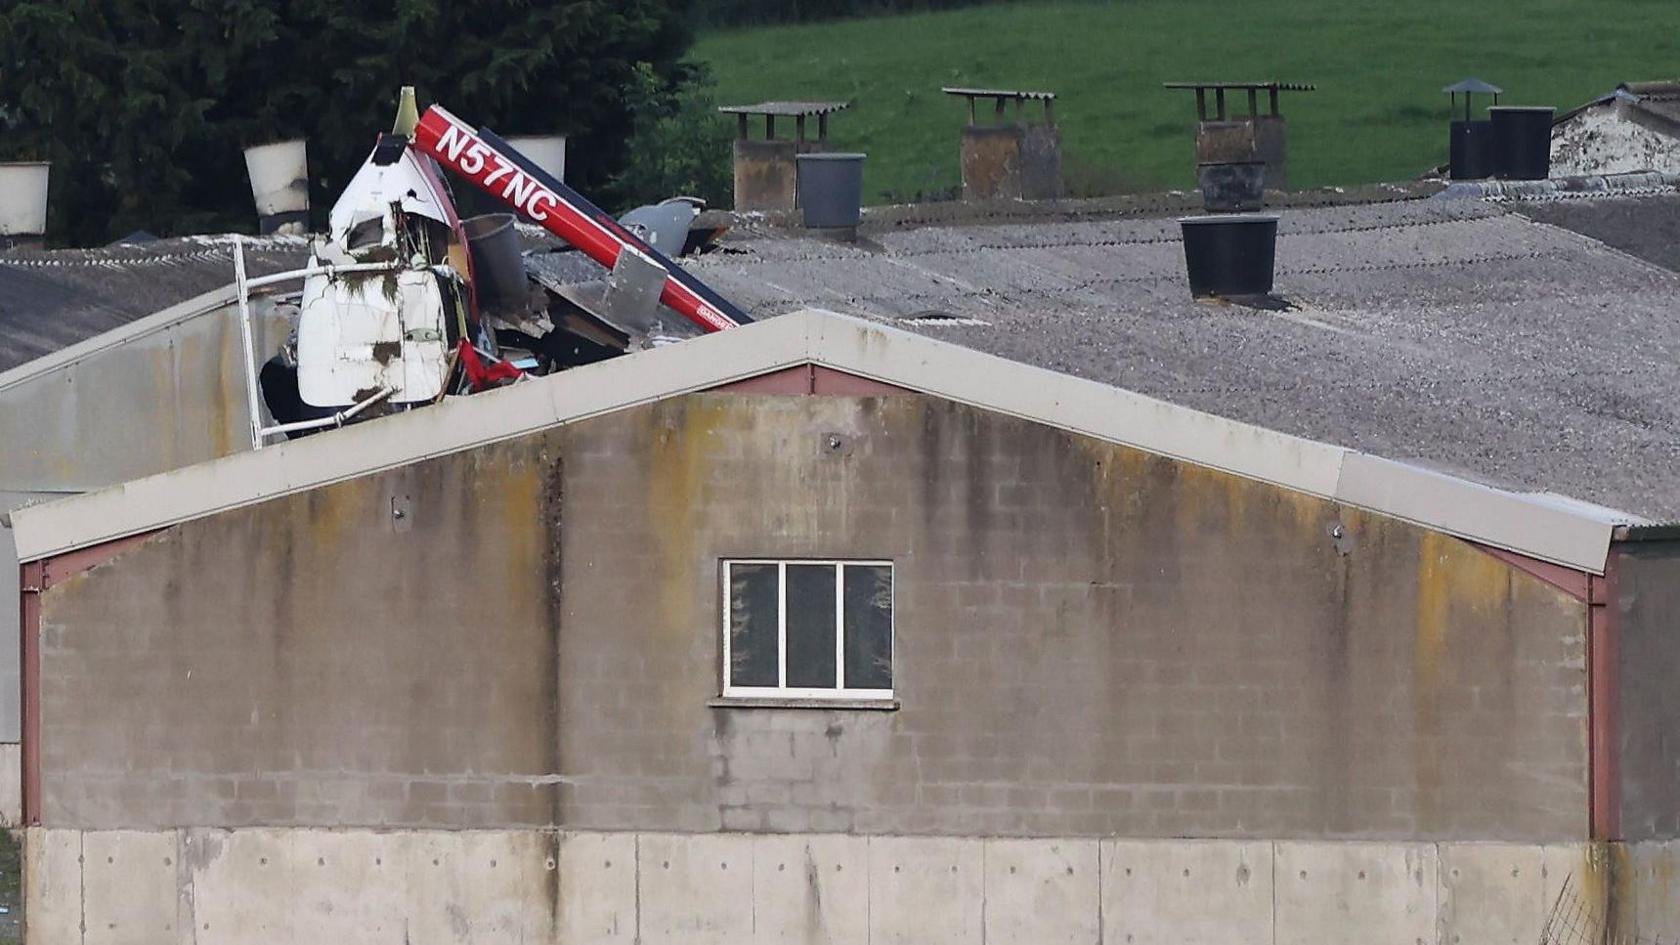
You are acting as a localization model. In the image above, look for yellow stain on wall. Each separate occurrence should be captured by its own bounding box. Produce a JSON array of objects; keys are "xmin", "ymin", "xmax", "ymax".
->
[{"xmin": 645, "ymin": 398, "xmax": 730, "ymax": 633}]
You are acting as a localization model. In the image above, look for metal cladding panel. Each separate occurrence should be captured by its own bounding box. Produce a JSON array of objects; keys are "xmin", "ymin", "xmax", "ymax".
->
[{"xmin": 1336, "ymin": 453, "xmax": 1615, "ymax": 573}]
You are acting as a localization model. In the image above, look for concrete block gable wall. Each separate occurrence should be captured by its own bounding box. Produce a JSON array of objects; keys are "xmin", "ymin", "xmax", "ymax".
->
[{"xmin": 21, "ymin": 391, "xmax": 1675, "ymax": 939}]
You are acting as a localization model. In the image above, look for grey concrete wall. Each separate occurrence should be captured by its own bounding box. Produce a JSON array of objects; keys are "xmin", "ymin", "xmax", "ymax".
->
[
  {"xmin": 0, "ymin": 298, "xmax": 288, "ymax": 494},
  {"xmin": 36, "ymin": 395, "xmax": 1589, "ymax": 839},
  {"xmin": 1, "ymin": 299, "xmax": 289, "ymax": 747},
  {"xmin": 1613, "ymin": 540, "xmax": 1680, "ymax": 841},
  {"xmin": 22, "ymin": 828, "xmax": 1680, "ymax": 945}
]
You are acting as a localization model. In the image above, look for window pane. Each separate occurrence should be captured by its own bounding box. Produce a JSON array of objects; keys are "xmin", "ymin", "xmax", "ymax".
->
[
  {"xmin": 843, "ymin": 565, "xmax": 893, "ymax": 690},
  {"xmin": 728, "ymin": 564, "xmax": 778, "ymax": 688},
  {"xmin": 785, "ymin": 564, "xmax": 837, "ymax": 689}
]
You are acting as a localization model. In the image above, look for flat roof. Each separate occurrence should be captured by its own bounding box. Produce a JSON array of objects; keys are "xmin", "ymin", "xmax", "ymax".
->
[{"xmin": 9, "ymin": 308, "xmax": 1629, "ymax": 573}]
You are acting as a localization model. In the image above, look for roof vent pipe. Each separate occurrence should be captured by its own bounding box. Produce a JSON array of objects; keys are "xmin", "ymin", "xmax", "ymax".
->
[
  {"xmin": 1444, "ymin": 78, "xmax": 1501, "ymax": 180},
  {"xmin": 0, "ymin": 161, "xmax": 50, "ymax": 248},
  {"xmin": 1179, "ymin": 213, "xmax": 1279, "ymax": 299},
  {"xmin": 503, "ymin": 135, "xmax": 566, "ymax": 182},
  {"xmin": 243, "ymin": 140, "xmax": 310, "ymax": 235}
]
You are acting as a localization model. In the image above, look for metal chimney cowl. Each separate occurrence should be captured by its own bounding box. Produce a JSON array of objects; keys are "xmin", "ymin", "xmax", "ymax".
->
[
  {"xmin": 0, "ymin": 161, "xmax": 50, "ymax": 240},
  {"xmin": 504, "ymin": 135, "xmax": 566, "ymax": 183}
]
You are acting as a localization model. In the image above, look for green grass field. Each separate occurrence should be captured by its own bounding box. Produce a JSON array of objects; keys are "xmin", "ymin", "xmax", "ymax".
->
[{"xmin": 693, "ymin": 0, "xmax": 1680, "ymax": 202}]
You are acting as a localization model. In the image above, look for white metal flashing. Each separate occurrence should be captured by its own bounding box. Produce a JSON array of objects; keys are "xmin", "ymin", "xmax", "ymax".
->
[{"xmin": 9, "ymin": 309, "xmax": 1628, "ymax": 573}]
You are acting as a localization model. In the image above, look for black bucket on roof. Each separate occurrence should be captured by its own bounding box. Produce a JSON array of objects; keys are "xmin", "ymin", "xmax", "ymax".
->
[
  {"xmin": 462, "ymin": 213, "xmax": 526, "ymax": 313},
  {"xmin": 1489, "ymin": 106, "xmax": 1554, "ymax": 181},
  {"xmin": 1179, "ymin": 213, "xmax": 1279, "ymax": 299},
  {"xmin": 1449, "ymin": 120, "xmax": 1496, "ymax": 180}
]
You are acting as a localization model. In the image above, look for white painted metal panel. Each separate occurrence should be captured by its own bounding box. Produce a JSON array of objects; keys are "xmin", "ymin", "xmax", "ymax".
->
[{"xmin": 1336, "ymin": 453, "xmax": 1616, "ymax": 572}]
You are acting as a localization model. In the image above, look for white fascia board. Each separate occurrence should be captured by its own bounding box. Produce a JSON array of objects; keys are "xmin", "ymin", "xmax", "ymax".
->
[
  {"xmin": 10, "ymin": 312, "xmax": 818, "ymax": 562},
  {"xmin": 805, "ymin": 312, "xmax": 1349, "ymax": 498},
  {"xmin": 1335, "ymin": 453, "xmax": 1616, "ymax": 573},
  {"xmin": 10, "ymin": 307, "xmax": 1622, "ymax": 573}
]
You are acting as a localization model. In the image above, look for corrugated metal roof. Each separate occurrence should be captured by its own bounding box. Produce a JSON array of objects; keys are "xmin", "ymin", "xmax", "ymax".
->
[{"xmin": 0, "ymin": 235, "xmax": 308, "ymax": 373}]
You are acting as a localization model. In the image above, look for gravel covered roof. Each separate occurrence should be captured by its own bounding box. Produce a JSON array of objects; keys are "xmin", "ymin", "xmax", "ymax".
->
[{"xmin": 670, "ymin": 194, "xmax": 1680, "ymax": 520}]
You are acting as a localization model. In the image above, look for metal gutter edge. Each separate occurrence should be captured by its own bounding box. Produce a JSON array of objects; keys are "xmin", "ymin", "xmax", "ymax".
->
[{"xmin": 1612, "ymin": 523, "xmax": 1680, "ymax": 542}]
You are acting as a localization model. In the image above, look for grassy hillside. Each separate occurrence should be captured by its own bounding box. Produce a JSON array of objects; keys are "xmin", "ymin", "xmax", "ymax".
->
[{"xmin": 693, "ymin": 0, "xmax": 1680, "ymax": 202}]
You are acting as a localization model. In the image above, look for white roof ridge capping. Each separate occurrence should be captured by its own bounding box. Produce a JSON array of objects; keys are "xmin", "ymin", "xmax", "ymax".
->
[{"xmin": 8, "ymin": 308, "xmax": 1631, "ymax": 573}]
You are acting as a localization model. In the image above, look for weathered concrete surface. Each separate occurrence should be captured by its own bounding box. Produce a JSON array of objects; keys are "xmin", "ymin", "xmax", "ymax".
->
[
  {"xmin": 734, "ymin": 140, "xmax": 800, "ymax": 212},
  {"xmin": 867, "ymin": 835, "xmax": 983, "ymax": 945},
  {"xmin": 557, "ymin": 831, "xmax": 636, "ymax": 944},
  {"xmin": 1102, "ymin": 839, "xmax": 1272, "ymax": 945},
  {"xmin": 638, "ymin": 833, "xmax": 753, "ymax": 945},
  {"xmin": 23, "ymin": 829, "xmax": 80, "ymax": 945},
  {"xmin": 1437, "ymin": 843, "xmax": 1545, "ymax": 945},
  {"xmin": 25, "ymin": 831, "xmax": 1680, "ymax": 944},
  {"xmin": 38, "ymin": 396, "xmax": 1589, "ymax": 840},
  {"xmin": 1274, "ymin": 841, "xmax": 1438, "ymax": 945},
  {"xmin": 983, "ymin": 838, "xmax": 1097, "ymax": 945},
  {"xmin": 82, "ymin": 829, "xmax": 176, "ymax": 945},
  {"xmin": 1552, "ymin": 104, "xmax": 1680, "ymax": 177},
  {"xmin": 0, "ymin": 744, "xmax": 19, "ymax": 827},
  {"xmin": 1612, "ymin": 540, "xmax": 1680, "ymax": 840},
  {"xmin": 39, "ymin": 438, "xmax": 560, "ymax": 829},
  {"xmin": 753, "ymin": 834, "xmax": 869, "ymax": 945}
]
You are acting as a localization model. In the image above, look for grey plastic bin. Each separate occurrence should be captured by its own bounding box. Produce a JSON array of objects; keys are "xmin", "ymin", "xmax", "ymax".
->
[{"xmin": 796, "ymin": 153, "xmax": 867, "ymax": 229}]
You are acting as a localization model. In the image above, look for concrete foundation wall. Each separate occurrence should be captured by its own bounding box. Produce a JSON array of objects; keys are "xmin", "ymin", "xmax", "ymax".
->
[
  {"xmin": 37, "ymin": 395, "xmax": 1588, "ymax": 839},
  {"xmin": 21, "ymin": 829, "xmax": 1680, "ymax": 944}
]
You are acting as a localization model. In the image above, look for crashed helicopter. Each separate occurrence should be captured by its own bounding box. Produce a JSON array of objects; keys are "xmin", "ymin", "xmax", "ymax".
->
[{"xmin": 244, "ymin": 88, "xmax": 749, "ymax": 444}]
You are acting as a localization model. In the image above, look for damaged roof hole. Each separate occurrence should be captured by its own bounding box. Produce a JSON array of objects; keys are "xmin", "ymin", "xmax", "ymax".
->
[{"xmin": 898, "ymin": 309, "xmax": 990, "ymax": 327}]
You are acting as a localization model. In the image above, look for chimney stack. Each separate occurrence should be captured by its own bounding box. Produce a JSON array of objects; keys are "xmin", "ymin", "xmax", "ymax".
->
[
  {"xmin": 0, "ymin": 162, "xmax": 50, "ymax": 249},
  {"xmin": 718, "ymin": 100, "xmax": 850, "ymax": 212},
  {"xmin": 943, "ymin": 87, "xmax": 1063, "ymax": 200},
  {"xmin": 1165, "ymin": 81, "xmax": 1315, "ymax": 192},
  {"xmin": 243, "ymin": 140, "xmax": 310, "ymax": 235},
  {"xmin": 1443, "ymin": 78, "xmax": 1501, "ymax": 180}
]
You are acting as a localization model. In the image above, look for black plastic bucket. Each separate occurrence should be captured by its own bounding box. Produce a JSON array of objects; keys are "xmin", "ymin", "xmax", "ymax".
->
[
  {"xmin": 462, "ymin": 213, "xmax": 526, "ymax": 313},
  {"xmin": 1197, "ymin": 161, "xmax": 1266, "ymax": 212},
  {"xmin": 795, "ymin": 153, "xmax": 866, "ymax": 229},
  {"xmin": 1489, "ymin": 106, "xmax": 1554, "ymax": 181},
  {"xmin": 1180, "ymin": 214, "xmax": 1279, "ymax": 298},
  {"xmin": 1448, "ymin": 119, "xmax": 1495, "ymax": 180}
]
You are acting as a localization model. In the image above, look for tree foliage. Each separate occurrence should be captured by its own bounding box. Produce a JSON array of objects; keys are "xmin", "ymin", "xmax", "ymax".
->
[{"xmin": 0, "ymin": 0, "xmax": 696, "ymax": 245}]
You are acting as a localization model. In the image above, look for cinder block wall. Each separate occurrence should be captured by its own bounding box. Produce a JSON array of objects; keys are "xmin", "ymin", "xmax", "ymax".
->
[{"xmin": 37, "ymin": 394, "xmax": 1588, "ymax": 840}]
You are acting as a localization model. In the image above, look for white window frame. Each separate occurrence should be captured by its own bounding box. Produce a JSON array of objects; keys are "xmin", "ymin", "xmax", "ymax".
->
[{"xmin": 721, "ymin": 559, "xmax": 895, "ymax": 701}]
